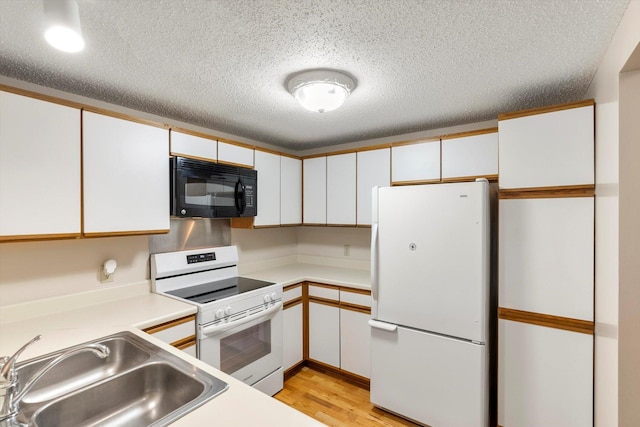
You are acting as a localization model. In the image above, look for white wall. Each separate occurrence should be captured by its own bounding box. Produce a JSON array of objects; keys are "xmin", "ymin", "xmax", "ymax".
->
[
  {"xmin": 619, "ymin": 64, "xmax": 640, "ymax": 426},
  {"xmin": 584, "ymin": 1, "xmax": 640, "ymax": 425},
  {"xmin": 0, "ymin": 236, "xmax": 149, "ymax": 306},
  {"xmin": 297, "ymin": 227, "xmax": 370, "ymax": 269},
  {"xmin": 231, "ymin": 227, "xmax": 298, "ymax": 272}
]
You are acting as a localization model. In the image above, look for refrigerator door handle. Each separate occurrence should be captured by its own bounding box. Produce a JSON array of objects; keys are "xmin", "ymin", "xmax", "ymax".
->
[
  {"xmin": 371, "ymin": 222, "xmax": 379, "ymax": 301},
  {"xmin": 368, "ymin": 319, "xmax": 397, "ymax": 332}
]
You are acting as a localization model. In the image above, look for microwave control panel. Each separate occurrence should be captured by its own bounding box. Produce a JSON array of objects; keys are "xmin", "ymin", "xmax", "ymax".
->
[{"xmin": 187, "ymin": 252, "xmax": 216, "ymax": 264}]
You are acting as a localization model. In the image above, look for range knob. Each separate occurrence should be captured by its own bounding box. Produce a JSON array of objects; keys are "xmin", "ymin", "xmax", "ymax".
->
[
  {"xmin": 224, "ymin": 306, "xmax": 232, "ymax": 316},
  {"xmin": 263, "ymin": 294, "xmax": 272, "ymax": 303},
  {"xmin": 215, "ymin": 308, "xmax": 224, "ymax": 318},
  {"xmin": 270, "ymin": 292, "xmax": 277, "ymax": 301}
]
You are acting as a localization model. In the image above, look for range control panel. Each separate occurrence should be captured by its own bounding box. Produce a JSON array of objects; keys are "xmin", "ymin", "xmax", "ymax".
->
[{"xmin": 186, "ymin": 252, "xmax": 216, "ymax": 264}]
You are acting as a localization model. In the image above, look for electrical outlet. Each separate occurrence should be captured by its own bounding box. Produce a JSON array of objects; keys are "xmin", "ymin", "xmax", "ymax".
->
[{"xmin": 344, "ymin": 245, "xmax": 351, "ymax": 256}]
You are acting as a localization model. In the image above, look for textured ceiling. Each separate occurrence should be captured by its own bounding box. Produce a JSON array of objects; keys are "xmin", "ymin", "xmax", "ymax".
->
[{"xmin": 0, "ymin": 0, "xmax": 630, "ymax": 151}]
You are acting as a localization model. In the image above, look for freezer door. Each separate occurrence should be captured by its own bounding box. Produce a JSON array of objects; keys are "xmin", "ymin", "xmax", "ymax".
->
[
  {"xmin": 370, "ymin": 323, "xmax": 488, "ymax": 427},
  {"xmin": 375, "ymin": 181, "xmax": 489, "ymax": 342}
]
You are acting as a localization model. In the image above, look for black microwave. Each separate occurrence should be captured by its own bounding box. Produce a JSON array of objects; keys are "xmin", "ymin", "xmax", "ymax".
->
[{"xmin": 170, "ymin": 157, "xmax": 257, "ymax": 218}]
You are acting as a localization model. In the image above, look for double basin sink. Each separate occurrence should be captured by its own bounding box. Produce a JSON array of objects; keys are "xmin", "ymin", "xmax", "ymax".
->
[{"xmin": 13, "ymin": 331, "xmax": 228, "ymax": 426}]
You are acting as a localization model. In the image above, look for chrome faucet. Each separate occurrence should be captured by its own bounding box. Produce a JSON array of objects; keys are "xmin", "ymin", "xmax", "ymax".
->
[{"xmin": 0, "ymin": 335, "xmax": 110, "ymax": 426}]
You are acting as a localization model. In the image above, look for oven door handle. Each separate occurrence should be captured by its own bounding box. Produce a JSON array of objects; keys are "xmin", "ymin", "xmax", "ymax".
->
[{"xmin": 201, "ymin": 301, "xmax": 283, "ymax": 337}]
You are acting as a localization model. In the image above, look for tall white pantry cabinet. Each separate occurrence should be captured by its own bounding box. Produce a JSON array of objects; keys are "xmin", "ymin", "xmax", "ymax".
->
[{"xmin": 497, "ymin": 100, "xmax": 595, "ymax": 427}]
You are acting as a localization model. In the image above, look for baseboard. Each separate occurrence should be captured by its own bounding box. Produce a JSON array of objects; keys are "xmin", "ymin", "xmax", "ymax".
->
[{"xmin": 305, "ymin": 359, "xmax": 371, "ymax": 390}]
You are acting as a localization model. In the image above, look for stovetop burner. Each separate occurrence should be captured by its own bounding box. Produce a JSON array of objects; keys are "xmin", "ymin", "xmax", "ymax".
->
[{"xmin": 166, "ymin": 276, "xmax": 275, "ymax": 304}]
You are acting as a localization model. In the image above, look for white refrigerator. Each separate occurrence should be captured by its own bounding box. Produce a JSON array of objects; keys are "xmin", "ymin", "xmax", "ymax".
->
[{"xmin": 369, "ymin": 180, "xmax": 490, "ymax": 427}]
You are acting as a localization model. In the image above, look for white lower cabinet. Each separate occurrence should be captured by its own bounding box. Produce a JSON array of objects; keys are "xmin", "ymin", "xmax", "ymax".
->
[
  {"xmin": 498, "ymin": 320, "xmax": 593, "ymax": 427},
  {"xmin": 283, "ymin": 302, "xmax": 304, "ymax": 371},
  {"xmin": 340, "ymin": 308, "xmax": 370, "ymax": 378},
  {"xmin": 308, "ymin": 301, "xmax": 340, "ymax": 367}
]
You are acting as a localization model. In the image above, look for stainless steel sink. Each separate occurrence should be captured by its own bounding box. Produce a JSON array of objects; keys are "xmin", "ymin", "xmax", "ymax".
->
[{"xmin": 13, "ymin": 331, "xmax": 228, "ymax": 426}]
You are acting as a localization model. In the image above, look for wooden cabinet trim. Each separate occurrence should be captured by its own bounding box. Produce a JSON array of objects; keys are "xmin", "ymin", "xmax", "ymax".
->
[
  {"xmin": 0, "ymin": 233, "xmax": 82, "ymax": 243},
  {"xmin": 306, "ymin": 359, "xmax": 370, "ymax": 390},
  {"xmin": 441, "ymin": 127, "xmax": 499, "ymax": 140},
  {"xmin": 499, "ymin": 184, "xmax": 595, "ymax": 199},
  {"xmin": 172, "ymin": 335, "xmax": 197, "ymax": 349},
  {"xmin": 170, "ymin": 127, "xmax": 217, "ymax": 142},
  {"xmin": 82, "ymin": 106, "xmax": 169, "ymax": 129},
  {"xmin": 284, "ymin": 297, "xmax": 303, "ymax": 310},
  {"xmin": 498, "ymin": 307, "xmax": 594, "ymax": 335},
  {"xmin": 1, "ymin": 85, "xmax": 86, "ymax": 109},
  {"xmin": 307, "ymin": 282, "xmax": 340, "ymax": 290},
  {"xmin": 283, "ymin": 282, "xmax": 304, "ymax": 292},
  {"xmin": 229, "ymin": 217, "xmax": 255, "ymax": 229},
  {"xmin": 309, "ymin": 295, "xmax": 341, "ymax": 308},
  {"xmin": 391, "ymin": 178, "xmax": 442, "ymax": 186},
  {"xmin": 442, "ymin": 174, "xmax": 499, "ymax": 184},
  {"xmin": 340, "ymin": 302, "xmax": 371, "ymax": 315},
  {"xmin": 390, "ymin": 136, "xmax": 441, "ymax": 147},
  {"xmin": 339, "ymin": 287, "xmax": 371, "ymax": 296},
  {"xmin": 83, "ymin": 229, "xmax": 170, "ymax": 238},
  {"xmin": 498, "ymin": 99, "xmax": 595, "ymax": 121},
  {"xmin": 216, "ymin": 159, "xmax": 255, "ymax": 169},
  {"xmin": 142, "ymin": 314, "xmax": 196, "ymax": 335},
  {"xmin": 216, "ymin": 137, "xmax": 255, "ymax": 150},
  {"xmin": 169, "ymin": 153, "xmax": 217, "ymax": 163}
]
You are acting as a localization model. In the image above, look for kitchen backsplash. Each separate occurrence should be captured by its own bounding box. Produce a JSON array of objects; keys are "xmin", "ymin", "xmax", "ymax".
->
[{"xmin": 148, "ymin": 218, "xmax": 231, "ymax": 255}]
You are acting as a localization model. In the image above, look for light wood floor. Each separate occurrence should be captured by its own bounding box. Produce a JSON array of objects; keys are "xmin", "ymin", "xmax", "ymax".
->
[{"xmin": 274, "ymin": 366, "xmax": 420, "ymax": 426}]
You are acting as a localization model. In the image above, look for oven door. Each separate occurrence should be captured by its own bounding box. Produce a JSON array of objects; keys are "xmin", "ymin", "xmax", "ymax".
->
[{"xmin": 198, "ymin": 304, "xmax": 283, "ymax": 387}]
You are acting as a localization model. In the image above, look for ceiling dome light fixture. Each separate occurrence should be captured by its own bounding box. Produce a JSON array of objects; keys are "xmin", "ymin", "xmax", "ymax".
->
[
  {"xmin": 287, "ymin": 69, "xmax": 356, "ymax": 113},
  {"xmin": 43, "ymin": 0, "xmax": 85, "ymax": 53}
]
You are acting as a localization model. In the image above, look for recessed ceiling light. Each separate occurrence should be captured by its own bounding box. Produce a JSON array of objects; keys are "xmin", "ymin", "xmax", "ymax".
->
[
  {"xmin": 43, "ymin": 0, "xmax": 85, "ymax": 53},
  {"xmin": 287, "ymin": 70, "xmax": 356, "ymax": 113}
]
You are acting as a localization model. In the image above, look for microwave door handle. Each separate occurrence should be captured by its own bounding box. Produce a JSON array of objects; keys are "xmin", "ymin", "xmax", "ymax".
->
[
  {"xmin": 235, "ymin": 180, "xmax": 246, "ymax": 214},
  {"xmin": 201, "ymin": 301, "xmax": 283, "ymax": 337}
]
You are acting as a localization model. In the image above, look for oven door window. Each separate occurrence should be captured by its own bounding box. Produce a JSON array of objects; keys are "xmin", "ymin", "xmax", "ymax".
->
[
  {"xmin": 184, "ymin": 177, "xmax": 236, "ymax": 208},
  {"xmin": 220, "ymin": 319, "xmax": 271, "ymax": 374}
]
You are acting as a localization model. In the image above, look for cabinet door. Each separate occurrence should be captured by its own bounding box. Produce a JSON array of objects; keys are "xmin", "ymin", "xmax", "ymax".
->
[
  {"xmin": 391, "ymin": 141, "xmax": 440, "ymax": 184},
  {"xmin": 327, "ymin": 153, "xmax": 356, "ymax": 225},
  {"xmin": 0, "ymin": 91, "xmax": 81, "ymax": 239},
  {"xmin": 499, "ymin": 320, "xmax": 593, "ymax": 427},
  {"xmin": 303, "ymin": 157, "xmax": 327, "ymax": 224},
  {"xmin": 499, "ymin": 197, "xmax": 594, "ymax": 320},
  {"xmin": 357, "ymin": 148, "xmax": 391, "ymax": 225},
  {"xmin": 283, "ymin": 303, "xmax": 303, "ymax": 371},
  {"xmin": 218, "ymin": 141, "xmax": 254, "ymax": 167},
  {"xmin": 280, "ymin": 156, "xmax": 302, "ymax": 225},
  {"xmin": 308, "ymin": 301, "xmax": 340, "ymax": 367},
  {"xmin": 340, "ymin": 308, "xmax": 371, "ymax": 378},
  {"xmin": 254, "ymin": 150, "xmax": 281, "ymax": 226},
  {"xmin": 498, "ymin": 104, "xmax": 594, "ymax": 189},
  {"xmin": 442, "ymin": 132, "xmax": 498, "ymax": 180},
  {"xmin": 170, "ymin": 130, "xmax": 216, "ymax": 161},
  {"xmin": 83, "ymin": 112, "xmax": 169, "ymax": 234}
]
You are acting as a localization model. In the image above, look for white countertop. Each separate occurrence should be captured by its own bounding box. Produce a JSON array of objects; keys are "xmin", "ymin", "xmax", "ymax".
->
[
  {"xmin": 0, "ymin": 262, "xmax": 369, "ymax": 426},
  {"xmin": 0, "ymin": 292, "xmax": 324, "ymax": 426},
  {"xmin": 245, "ymin": 262, "xmax": 371, "ymax": 290}
]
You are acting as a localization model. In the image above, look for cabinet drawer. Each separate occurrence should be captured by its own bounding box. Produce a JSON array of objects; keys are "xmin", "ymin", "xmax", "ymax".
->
[
  {"xmin": 143, "ymin": 315, "xmax": 196, "ymax": 345},
  {"xmin": 308, "ymin": 284, "xmax": 339, "ymax": 301},
  {"xmin": 283, "ymin": 285, "xmax": 303, "ymax": 303},
  {"xmin": 340, "ymin": 289, "xmax": 371, "ymax": 308}
]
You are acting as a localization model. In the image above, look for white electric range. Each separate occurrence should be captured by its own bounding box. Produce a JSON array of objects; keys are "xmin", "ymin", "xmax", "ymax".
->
[{"xmin": 150, "ymin": 246, "xmax": 283, "ymax": 396}]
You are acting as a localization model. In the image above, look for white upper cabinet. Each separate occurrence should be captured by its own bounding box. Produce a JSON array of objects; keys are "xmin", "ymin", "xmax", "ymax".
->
[
  {"xmin": 327, "ymin": 153, "xmax": 356, "ymax": 225},
  {"xmin": 357, "ymin": 148, "xmax": 391, "ymax": 225},
  {"xmin": 303, "ymin": 157, "xmax": 327, "ymax": 224},
  {"xmin": 391, "ymin": 140, "xmax": 440, "ymax": 183},
  {"xmin": 0, "ymin": 91, "xmax": 81, "ymax": 239},
  {"xmin": 170, "ymin": 130, "xmax": 216, "ymax": 161},
  {"xmin": 442, "ymin": 131, "xmax": 498, "ymax": 180},
  {"xmin": 83, "ymin": 111, "xmax": 170, "ymax": 235},
  {"xmin": 217, "ymin": 141, "xmax": 254, "ymax": 167},
  {"xmin": 253, "ymin": 150, "xmax": 281, "ymax": 227},
  {"xmin": 280, "ymin": 156, "xmax": 302, "ymax": 225},
  {"xmin": 498, "ymin": 103, "xmax": 594, "ymax": 189}
]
